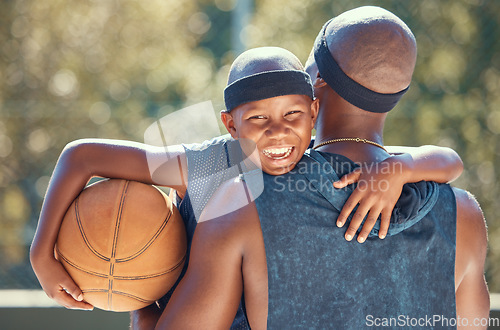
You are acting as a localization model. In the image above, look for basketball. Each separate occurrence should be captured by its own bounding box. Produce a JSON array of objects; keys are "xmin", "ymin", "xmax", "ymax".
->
[{"xmin": 55, "ymin": 179, "xmax": 187, "ymax": 312}]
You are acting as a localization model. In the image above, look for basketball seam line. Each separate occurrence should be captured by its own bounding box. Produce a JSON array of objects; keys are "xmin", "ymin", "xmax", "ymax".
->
[
  {"xmin": 75, "ymin": 197, "xmax": 110, "ymax": 262},
  {"xmin": 108, "ymin": 180, "xmax": 130, "ymax": 309},
  {"xmin": 81, "ymin": 289, "xmax": 152, "ymax": 303},
  {"xmin": 55, "ymin": 248, "xmax": 187, "ymax": 279},
  {"xmin": 116, "ymin": 212, "xmax": 172, "ymax": 262},
  {"xmin": 111, "ymin": 180, "xmax": 128, "ymax": 260}
]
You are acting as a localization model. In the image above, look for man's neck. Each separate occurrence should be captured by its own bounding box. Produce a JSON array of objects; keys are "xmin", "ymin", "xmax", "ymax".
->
[
  {"xmin": 313, "ymin": 142, "xmax": 389, "ymax": 164},
  {"xmin": 314, "ymin": 109, "xmax": 388, "ymax": 163}
]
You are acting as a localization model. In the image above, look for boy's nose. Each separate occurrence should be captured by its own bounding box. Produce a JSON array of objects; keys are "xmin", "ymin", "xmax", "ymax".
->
[{"xmin": 265, "ymin": 122, "xmax": 290, "ymax": 140}]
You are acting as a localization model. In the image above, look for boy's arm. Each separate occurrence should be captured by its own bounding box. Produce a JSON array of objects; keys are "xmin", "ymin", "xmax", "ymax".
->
[
  {"xmin": 30, "ymin": 138, "xmax": 187, "ymax": 309},
  {"xmin": 333, "ymin": 145, "xmax": 463, "ymax": 242},
  {"xmin": 384, "ymin": 145, "xmax": 463, "ymax": 183}
]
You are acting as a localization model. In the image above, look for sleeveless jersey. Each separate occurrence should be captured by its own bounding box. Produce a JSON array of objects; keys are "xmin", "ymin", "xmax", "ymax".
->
[{"xmin": 253, "ymin": 149, "xmax": 457, "ymax": 329}]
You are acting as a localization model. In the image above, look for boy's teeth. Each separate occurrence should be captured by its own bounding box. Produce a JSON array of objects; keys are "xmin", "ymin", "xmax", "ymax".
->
[
  {"xmin": 263, "ymin": 147, "xmax": 293, "ymax": 159},
  {"xmin": 268, "ymin": 148, "xmax": 287, "ymax": 155}
]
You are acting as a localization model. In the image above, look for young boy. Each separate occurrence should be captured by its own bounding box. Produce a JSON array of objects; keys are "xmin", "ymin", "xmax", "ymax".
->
[{"xmin": 30, "ymin": 47, "xmax": 462, "ymax": 326}]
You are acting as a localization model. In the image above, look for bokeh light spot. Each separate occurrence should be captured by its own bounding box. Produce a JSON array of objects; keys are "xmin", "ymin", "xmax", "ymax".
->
[
  {"xmin": 48, "ymin": 69, "xmax": 79, "ymax": 97},
  {"xmin": 35, "ymin": 176, "xmax": 51, "ymax": 198},
  {"xmin": 2, "ymin": 186, "xmax": 30, "ymax": 222},
  {"xmin": 215, "ymin": 0, "xmax": 237, "ymax": 11},
  {"xmin": 486, "ymin": 110, "xmax": 500, "ymax": 134},
  {"xmin": 27, "ymin": 128, "xmax": 51, "ymax": 153},
  {"xmin": 477, "ymin": 161, "xmax": 495, "ymax": 184},
  {"xmin": 109, "ymin": 79, "xmax": 131, "ymax": 101},
  {"xmin": 11, "ymin": 16, "xmax": 30, "ymax": 38},
  {"xmin": 147, "ymin": 70, "xmax": 169, "ymax": 93},
  {"xmin": 188, "ymin": 12, "xmax": 211, "ymax": 35},
  {"xmin": 89, "ymin": 102, "xmax": 111, "ymax": 125}
]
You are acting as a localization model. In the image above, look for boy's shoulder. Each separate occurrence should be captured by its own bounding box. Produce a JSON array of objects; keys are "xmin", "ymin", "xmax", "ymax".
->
[
  {"xmin": 183, "ymin": 134, "xmax": 251, "ymax": 180},
  {"xmin": 183, "ymin": 134, "xmax": 250, "ymax": 221},
  {"xmin": 182, "ymin": 134, "xmax": 234, "ymax": 152}
]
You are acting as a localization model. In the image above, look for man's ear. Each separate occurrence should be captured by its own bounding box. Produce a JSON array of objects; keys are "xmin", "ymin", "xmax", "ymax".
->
[
  {"xmin": 310, "ymin": 98, "xmax": 320, "ymax": 129},
  {"xmin": 220, "ymin": 110, "xmax": 238, "ymax": 138},
  {"xmin": 313, "ymin": 72, "xmax": 328, "ymax": 88}
]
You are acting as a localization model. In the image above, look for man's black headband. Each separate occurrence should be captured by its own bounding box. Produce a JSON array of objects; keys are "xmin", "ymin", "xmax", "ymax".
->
[
  {"xmin": 224, "ymin": 70, "xmax": 314, "ymax": 112},
  {"xmin": 313, "ymin": 19, "xmax": 409, "ymax": 113}
]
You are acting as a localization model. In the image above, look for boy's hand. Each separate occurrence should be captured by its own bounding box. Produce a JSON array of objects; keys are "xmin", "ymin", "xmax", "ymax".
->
[
  {"xmin": 333, "ymin": 156, "xmax": 408, "ymax": 243},
  {"xmin": 32, "ymin": 255, "xmax": 94, "ymax": 310}
]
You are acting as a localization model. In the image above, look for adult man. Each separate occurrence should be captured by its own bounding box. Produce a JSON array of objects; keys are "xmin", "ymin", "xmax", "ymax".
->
[{"xmin": 154, "ymin": 6, "xmax": 489, "ymax": 329}]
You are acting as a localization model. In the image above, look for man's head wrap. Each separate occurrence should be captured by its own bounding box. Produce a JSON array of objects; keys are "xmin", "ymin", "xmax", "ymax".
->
[{"xmin": 313, "ymin": 19, "xmax": 409, "ymax": 113}]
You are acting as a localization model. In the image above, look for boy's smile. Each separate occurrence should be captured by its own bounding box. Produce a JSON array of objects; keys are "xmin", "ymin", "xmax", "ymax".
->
[
  {"xmin": 222, "ymin": 94, "xmax": 318, "ymax": 175},
  {"xmin": 262, "ymin": 146, "xmax": 294, "ymax": 159}
]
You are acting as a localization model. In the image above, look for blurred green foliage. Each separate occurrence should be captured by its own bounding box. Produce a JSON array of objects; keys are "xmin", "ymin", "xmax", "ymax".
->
[{"xmin": 0, "ymin": 0, "xmax": 498, "ymax": 292}]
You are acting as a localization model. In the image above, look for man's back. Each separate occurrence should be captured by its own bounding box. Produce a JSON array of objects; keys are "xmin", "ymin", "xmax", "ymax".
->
[{"xmin": 254, "ymin": 150, "xmax": 457, "ymax": 328}]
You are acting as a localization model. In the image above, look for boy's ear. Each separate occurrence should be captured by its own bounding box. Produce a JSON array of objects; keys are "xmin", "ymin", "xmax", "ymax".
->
[
  {"xmin": 310, "ymin": 98, "xmax": 320, "ymax": 129},
  {"xmin": 220, "ymin": 110, "xmax": 238, "ymax": 138}
]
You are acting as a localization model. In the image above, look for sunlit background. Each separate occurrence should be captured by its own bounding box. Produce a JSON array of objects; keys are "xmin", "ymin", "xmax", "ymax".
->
[{"xmin": 0, "ymin": 0, "xmax": 498, "ymax": 315}]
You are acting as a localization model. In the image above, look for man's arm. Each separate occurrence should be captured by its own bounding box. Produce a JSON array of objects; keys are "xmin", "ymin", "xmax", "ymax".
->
[
  {"xmin": 155, "ymin": 178, "xmax": 267, "ymax": 329},
  {"xmin": 30, "ymin": 138, "xmax": 187, "ymax": 309},
  {"xmin": 453, "ymin": 188, "xmax": 490, "ymax": 328},
  {"xmin": 155, "ymin": 207, "xmax": 248, "ymax": 329},
  {"xmin": 131, "ymin": 304, "xmax": 163, "ymax": 330}
]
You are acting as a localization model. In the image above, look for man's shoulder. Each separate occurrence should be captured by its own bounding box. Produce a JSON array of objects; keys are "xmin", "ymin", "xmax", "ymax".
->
[
  {"xmin": 198, "ymin": 178, "xmax": 260, "ymax": 242},
  {"xmin": 452, "ymin": 187, "xmax": 485, "ymax": 220},
  {"xmin": 199, "ymin": 177, "xmax": 256, "ymax": 220},
  {"xmin": 452, "ymin": 187, "xmax": 487, "ymax": 255}
]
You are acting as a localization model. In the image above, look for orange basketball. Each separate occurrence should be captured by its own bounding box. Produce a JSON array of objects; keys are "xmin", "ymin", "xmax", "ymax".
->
[{"xmin": 55, "ymin": 179, "xmax": 187, "ymax": 312}]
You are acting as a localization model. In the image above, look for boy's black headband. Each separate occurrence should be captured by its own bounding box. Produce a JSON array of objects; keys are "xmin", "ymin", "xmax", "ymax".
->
[
  {"xmin": 313, "ymin": 19, "xmax": 409, "ymax": 113},
  {"xmin": 224, "ymin": 70, "xmax": 314, "ymax": 112}
]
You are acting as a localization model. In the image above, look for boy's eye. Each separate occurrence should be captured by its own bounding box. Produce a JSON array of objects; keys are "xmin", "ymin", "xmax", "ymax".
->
[
  {"xmin": 285, "ymin": 110, "xmax": 303, "ymax": 117},
  {"xmin": 248, "ymin": 115, "xmax": 266, "ymax": 120}
]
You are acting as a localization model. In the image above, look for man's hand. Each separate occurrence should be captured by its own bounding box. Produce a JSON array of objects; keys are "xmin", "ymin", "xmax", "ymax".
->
[
  {"xmin": 30, "ymin": 254, "xmax": 93, "ymax": 310},
  {"xmin": 333, "ymin": 156, "xmax": 409, "ymax": 243}
]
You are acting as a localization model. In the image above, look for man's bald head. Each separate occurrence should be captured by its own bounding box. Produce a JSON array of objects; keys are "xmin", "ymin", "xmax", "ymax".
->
[
  {"xmin": 307, "ymin": 6, "xmax": 417, "ymax": 94},
  {"xmin": 228, "ymin": 47, "xmax": 304, "ymax": 84}
]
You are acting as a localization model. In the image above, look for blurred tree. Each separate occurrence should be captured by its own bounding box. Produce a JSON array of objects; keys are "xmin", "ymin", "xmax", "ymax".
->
[
  {"xmin": 0, "ymin": 0, "xmax": 230, "ymax": 288},
  {"xmin": 0, "ymin": 0, "xmax": 498, "ymax": 293}
]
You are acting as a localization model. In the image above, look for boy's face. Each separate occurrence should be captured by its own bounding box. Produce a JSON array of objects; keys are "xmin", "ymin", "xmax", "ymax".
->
[{"xmin": 222, "ymin": 94, "xmax": 319, "ymax": 175}]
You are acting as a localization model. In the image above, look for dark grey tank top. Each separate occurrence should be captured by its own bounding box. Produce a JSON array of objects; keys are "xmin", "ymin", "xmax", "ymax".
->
[{"xmin": 254, "ymin": 149, "xmax": 457, "ymax": 329}]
